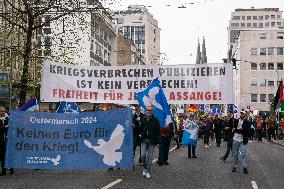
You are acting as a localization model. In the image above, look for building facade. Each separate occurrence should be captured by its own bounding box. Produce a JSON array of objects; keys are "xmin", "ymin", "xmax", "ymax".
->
[
  {"xmin": 40, "ymin": 0, "xmax": 117, "ymax": 66},
  {"xmin": 228, "ymin": 8, "xmax": 284, "ymax": 112},
  {"xmin": 117, "ymin": 32, "xmax": 146, "ymax": 66},
  {"xmin": 113, "ymin": 5, "xmax": 160, "ymax": 65}
]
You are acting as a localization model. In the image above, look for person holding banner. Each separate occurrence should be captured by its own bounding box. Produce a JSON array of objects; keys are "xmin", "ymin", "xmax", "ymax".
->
[
  {"xmin": 140, "ymin": 106, "xmax": 160, "ymax": 179},
  {"xmin": 0, "ymin": 106, "xmax": 14, "ymax": 176},
  {"xmin": 132, "ymin": 105, "xmax": 144, "ymax": 163},
  {"xmin": 182, "ymin": 113, "xmax": 199, "ymax": 158}
]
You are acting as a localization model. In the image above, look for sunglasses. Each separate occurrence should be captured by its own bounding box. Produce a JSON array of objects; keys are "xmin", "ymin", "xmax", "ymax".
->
[{"xmin": 147, "ymin": 109, "xmax": 153, "ymax": 112}]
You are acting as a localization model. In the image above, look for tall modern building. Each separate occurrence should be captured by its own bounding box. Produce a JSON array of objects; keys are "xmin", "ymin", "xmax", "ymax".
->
[
  {"xmin": 195, "ymin": 37, "xmax": 207, "ymax": 64},
  {"xmin": 113, "ymin": 5, "xmax": 160, "ymax": 65},
  {"xmin": 228, "ymin": 8, "xmax": 284, "ymax": 112}
]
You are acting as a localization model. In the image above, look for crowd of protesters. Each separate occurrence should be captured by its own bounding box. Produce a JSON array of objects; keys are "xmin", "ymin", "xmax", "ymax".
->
[
  {"xmin": 132, "ymin": 105, "xmax": 284, "ymax": 178},
  {"xmin": 1, "ymin": 103, "xmax": 284, "ymax": 178}
]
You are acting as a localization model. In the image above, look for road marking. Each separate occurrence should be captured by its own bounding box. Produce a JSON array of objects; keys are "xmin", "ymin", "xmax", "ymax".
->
[
  {"xmin": 152, "ymin": 145, "xmax": 177, "ymax": 163},
  {"xmin": 251, "ymin": 181, "xmax": 258, "ymax": 189},
  {"xmin": 101, "ymin": 179, "xmax": 122, "ymax": 189},
  {"xmin": 102, "ymin": 145, "xmax": 177, "ymax": 188}
]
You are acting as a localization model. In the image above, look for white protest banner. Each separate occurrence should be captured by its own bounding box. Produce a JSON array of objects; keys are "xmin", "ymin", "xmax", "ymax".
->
[{"xmin": 40, "ymin": 60, "xmax": 233, "ymax": 104}]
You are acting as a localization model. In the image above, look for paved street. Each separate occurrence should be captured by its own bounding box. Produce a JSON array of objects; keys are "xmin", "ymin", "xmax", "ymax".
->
[{"xmin": 0, "ymin": 140, "xmax": 283, "ymax": 189}]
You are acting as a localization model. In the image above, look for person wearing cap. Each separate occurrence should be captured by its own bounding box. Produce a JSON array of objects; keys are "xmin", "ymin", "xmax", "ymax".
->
[
  {"xmin": 231, "ymin": 111, "xmax": 251, "ymax": 174},
  {"xmin": 220, "ymin": 109, "xmax": 236, "ymax": 162}
]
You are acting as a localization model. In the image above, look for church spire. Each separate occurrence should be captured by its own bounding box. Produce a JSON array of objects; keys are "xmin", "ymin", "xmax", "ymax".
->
[
  {"xmin": 201, "ymin": 36, "xmax": 207, "ymax": 64},
  {"xmin": 195, "ymin": 38, "xmax": 201, "ymax": 64}
]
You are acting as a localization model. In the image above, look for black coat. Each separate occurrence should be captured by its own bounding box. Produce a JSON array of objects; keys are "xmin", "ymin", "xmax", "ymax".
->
[
  {"xmin": 140, "ymin": 115, "xmax": 161, "ymax": 145},
  {"xmin": 223, "ymin": 117, "xmax": 237, "ymax": 141},
  {"xmin": 132, "ymin": 112, "xmax": 145, "ymax": 141},
  {"xmin": 233, "ymin": 118, "xmax": 251, "ymax": 145}
]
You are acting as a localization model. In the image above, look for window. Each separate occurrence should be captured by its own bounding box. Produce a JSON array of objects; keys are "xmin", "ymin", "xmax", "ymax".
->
[
  {"xmin": 268, "ymin": 63, "xmax": 274, "ymax": 70},
  {"xmin": 251, "ymin": 63, "xmax": 257, "ymax": 70},
  {"xmin": 247, "ymin": 16, "xmax": 251, "ymax": 20},
  {"xmin": 259, "ymin": 33, "xmax": 266, "ymax": 39},
  {"xmin": 265, "ymin": 15, "xmax": 269, "ymax": 19},
  {"xmin": 242, "ymin": 16, "xmax": 245, "ymax": 20},
  {"xmin": 253, "ymin": 16, "xmax": 257, "ymax": 20},
  {"xmin": 251, "ymin": 78, "xmax": 258, "ymax": 86},
  {"xmin": 247, "ymin": 23, "xmax": 251, "ymax": 27},
  {"xmin": 250, "ymin": 48, "xmax": 257, "ymax": 55},
  {"xmin": 232, "ymin": 16, "xmax": 240, "ymax": 20},
  {"xmin": 259, "ymin": 79, "xmax": 266, "ymax": 86},
  {"xmin": 231, "ymin": 23, "xmax": 239, "ymax": 27},
  {"xmin": 259, "ymin": 23, "xmax": 263, "ymax": 28},
  {"xmin": 260, "ymin": 63, "xmax": 266, "ymax": 70},
  {"xmin": 260, "ymin": 94, "xmax": 266, "ymax": 102},
  {"xmin": 271, "ymin": 15, "xmax": 275, "ymax": 19},
  {"xmin": 265, "ymin": 22, "xmax": 269, "ymax": 27},
  {"xmin": 277, "ymin": 22, "xmax": 282, "ymax": 26},
  {"xmin": 268, "ymin": 47, "xmax": 274, "ymax": 55},
  {"xmin": 43, "ymin": 28, "xmax": 51, "ymax": 35},
  {"xmin": 116, "ymin": 17, "xmax": 124, "ymax": 24},
  {"xmin": 253, "ymin": 23, "xmax": 257, "ymax": 27},
  {"xmin": 268, "ymin": 80, "xmax": 275, "ymax": 86},
  {"xmin": 277, "ymin": 36, "xmax": 284, "ymax": 39},
  {"xmin": 44, "ymin": 15, "xmax": 51, "ymax": 27},
  {"xmin": 241, "ymin": 23, "xmax": 245, "ymax": 27},
  {"xmin": 259, "ymin": 16, "xmax": 263, "ymax": 20},
  {"xmin": 277, "ymin": 63, "xmax": 283, "ymax": 70},
  {"xmin": 277, "ymin": 47, "xmax": 284, "ymax": 55},
  {"xmin": 268, "ymin": 94, "xmax": 274, "ymax": 101},
  {"xmin": 260, "ymin": 48, "xmax": 266, "ymax": 55},
  {"xmin": 271, "ymin": 22, "xmax": 275, "ymax": 27},
  {"xmin": 251, "ymin": 94, "xmax": 257, "ymax": 102}
]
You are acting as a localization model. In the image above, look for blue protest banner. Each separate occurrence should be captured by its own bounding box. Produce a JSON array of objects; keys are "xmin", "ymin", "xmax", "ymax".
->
[{"xmin": 5, "ymin": 109, "xmax": 133, "ymax": 169}]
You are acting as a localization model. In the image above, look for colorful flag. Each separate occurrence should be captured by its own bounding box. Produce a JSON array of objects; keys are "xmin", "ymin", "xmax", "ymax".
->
[
  {"xmin": 279, "ymin": 80, "xmax": 284, "ymax": 110},
  {"xmin": 211, "ymin": 106, "xmax": 221, "ymax": 114},
  {"xmin": 227, "ymin": 104, "xmax": 238, "ymax": 113},
  {"xmin": 136, "ymin": 78, "xmax": 173, "ymax": 128},
  {"xmin": 200, "ymin": 104, "xmax": 205, "ymax": 112},
  {"xmin": 17, "ymin": 97, "xmax": 39, "ymax": 112},
  {"xmin": 56, "ymin": 101, "xmax": 81, "ymax": 113}
]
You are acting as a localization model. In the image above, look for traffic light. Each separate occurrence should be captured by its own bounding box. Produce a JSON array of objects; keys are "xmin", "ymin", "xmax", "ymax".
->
[{"xmin": 231, "ymin": 58, "xmax": 237, "ymax": 69}]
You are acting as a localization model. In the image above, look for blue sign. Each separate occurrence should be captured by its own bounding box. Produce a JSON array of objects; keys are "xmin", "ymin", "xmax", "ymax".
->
[{"xmin": 5, "ymin": 109, "xmax": 133, "ymax": 169}]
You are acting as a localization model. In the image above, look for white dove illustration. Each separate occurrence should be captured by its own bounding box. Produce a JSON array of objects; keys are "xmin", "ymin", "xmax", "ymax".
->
[
  {"xmin": 142, "ymin": 87, "xmax": 163, "ymax": 110},
  {"xmin": 84, "ymin": 124, "xmax": 125, "ymax": 166},
  {"xmin": 46, "ymin": 155, "xmax": 61, "ymax": 166}
]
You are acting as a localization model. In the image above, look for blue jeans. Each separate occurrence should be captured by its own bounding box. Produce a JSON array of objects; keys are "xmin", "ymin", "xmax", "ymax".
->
[
  {"xmin": 232, "ymin": 140, "xmax": 248, "ymax": 169},
  {"xmin": 141, "ymin": 139, "xmax": 155, "ymax": 173}
]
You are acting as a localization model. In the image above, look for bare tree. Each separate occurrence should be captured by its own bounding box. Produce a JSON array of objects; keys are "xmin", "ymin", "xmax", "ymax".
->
[{"xmin": 0, "ymin": 0, "xmax": 117, "ymax": 104}]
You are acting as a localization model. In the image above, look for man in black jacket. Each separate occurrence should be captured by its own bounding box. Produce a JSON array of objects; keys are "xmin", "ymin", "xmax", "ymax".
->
[
  {"xmin": 220, "ymin": 110, "xmax": 236, "ymax": 162},
  {"xmin": 232, "ymin": 111, "xmax": 251, "ymax": 174},
  {"xmin": 132, "ymin": 105, "xmax": 144, "ymax": 163},
  {"xmin": 0, "ymin": 106, "xmax": 14, "ymax": 176},
  {"xmin": 140, "ymin": 106, "xmax": 160, "ymax": 179},
  {"xmin": 214, "ymin": 114, "xmax": 223, "ymax": 147}
]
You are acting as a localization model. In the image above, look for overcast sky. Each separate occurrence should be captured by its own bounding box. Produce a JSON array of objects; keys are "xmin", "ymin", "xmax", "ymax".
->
[{"xmin": 103, "ymin": 0, "xmax": 283, "ymax": 65}]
